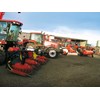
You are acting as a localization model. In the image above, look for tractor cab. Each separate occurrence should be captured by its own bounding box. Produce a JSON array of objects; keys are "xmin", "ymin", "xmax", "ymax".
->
[
  {"xmin": 30, "ymin": 32, "xmax": 43, "ymax": 44},
  {"xmin": 0, "ymin": 19, "xmax": 22, "ymax": 42}
]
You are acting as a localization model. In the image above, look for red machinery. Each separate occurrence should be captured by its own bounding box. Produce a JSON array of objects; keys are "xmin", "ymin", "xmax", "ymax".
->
[
  {"xmin": 0, "ymin": 12, "xmax": 34, "ymax": 76},
  {"xmin": 65, "ymin": 40, "xmax": 95, "ymax": 57},
  {"xmin": 28, "ymin": 32, "xmax": 59, "ymax": 58},
  {"xmin": 66, "ymin": 44, "xmax": 76, "ymax": 53},
  {"xmin": 65, "ymin": 40, "xmax": 78, "ymax": 56},
  {"xmin": 0, "ymin": 12, "xmax": 5, "ymax": 19},
  {"xmin": 20, "ymin": 39, "xmax": 48, "ymax": 68},
  {"xmin": 29, "ymin": 32, "xmax": 68, "ymax": 58},
  {"xmin": 77, "ymin": 45, "xmax": 95, "ymax": 57}
]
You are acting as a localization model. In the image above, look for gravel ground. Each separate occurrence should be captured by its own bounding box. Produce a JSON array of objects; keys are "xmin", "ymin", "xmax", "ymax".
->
[{"xmin": 0, "ymin": 55, "xmax": 100, "ymax": 87}]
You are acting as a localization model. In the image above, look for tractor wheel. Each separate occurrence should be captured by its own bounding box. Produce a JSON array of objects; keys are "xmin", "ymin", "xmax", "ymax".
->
[
  {"xmin": 92, "ymin": 54, "xmax": 94, "ymax": 57},
  {"xmin": 78, "ymin": 52, "xmax": 83, "ymax": 56},
  {"xmin": 48, "ymin": 49, "xmax": 58, "ymax": 58},
  {"xmin": 0, "ymin": 50, "xmax": 5, "ymax": 65}
]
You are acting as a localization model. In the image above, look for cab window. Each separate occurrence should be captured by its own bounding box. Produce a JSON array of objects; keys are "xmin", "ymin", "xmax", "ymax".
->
[{"xmin": 0, "ymin": 22, "xmax": 7, "ymax": 34}]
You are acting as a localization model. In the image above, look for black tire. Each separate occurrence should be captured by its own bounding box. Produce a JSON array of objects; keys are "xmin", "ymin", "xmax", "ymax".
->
[
  {"xmin": 77, "ymin": 48, "xmax": 83, "ymax": 56},
  {"xmin": 78, "ymin": 52, "xmax": 83, "ymax": 56},
  {"xmin": 0, "ymin": 50, "xmax": 5, "ymax": 65}
]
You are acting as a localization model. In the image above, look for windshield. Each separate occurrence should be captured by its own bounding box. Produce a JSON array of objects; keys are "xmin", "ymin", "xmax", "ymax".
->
[
  {"xmin": 0, "ymin": 22, "xmax": 7, "ymax": 40},
  {"xmin": 6, "ymin": 23, "xmax": 21, "ymax": 41},
  {"xmin": 31, "ymin": 34, "xmax": 42, "ymax": 44},
  {"xmin": 0, "ymin": 22, "xmax": 7, "ymax": 34},
  {"xmin": 0, "ymin": 21, "xmax": 22, "ymax": 41}
]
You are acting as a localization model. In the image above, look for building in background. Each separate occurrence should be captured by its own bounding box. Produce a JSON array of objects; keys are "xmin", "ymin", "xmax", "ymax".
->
[
  {"xmin": 54, "ymin": 36, "xmax": 87, "ymax": 47},
  {"xmin": 96, "ymin": 40, "xmax": 100, "ymax": 47},
  {"xmin": 95, "ymin": 40, "xmax": 100, "ymax": 55},
  {"xmin": 19, "ymin": 32, "xmax": 87, "ymax": 47}
]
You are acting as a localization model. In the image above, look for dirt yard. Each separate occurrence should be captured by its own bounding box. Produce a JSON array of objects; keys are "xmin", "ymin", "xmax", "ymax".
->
[{"xmin": 0, "ymin": 55, "xmax": 100, "ymax": 87}]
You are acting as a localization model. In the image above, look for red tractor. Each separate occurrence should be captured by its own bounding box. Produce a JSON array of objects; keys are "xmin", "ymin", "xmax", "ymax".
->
[
  {"xmin": 0, "ymin": 12, "xmax": 35, "ymax": 76},
  {"xmin": 28, "ymin": 32, "xmax": 68, "ymax": 58},
  {"xmin": 28, "ymin": 32, "xmax": 59, "ymax": 58}
]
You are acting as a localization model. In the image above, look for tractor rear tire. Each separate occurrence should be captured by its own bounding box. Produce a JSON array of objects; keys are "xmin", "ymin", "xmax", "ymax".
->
[
  {"xmin": 48, "ymin": 49, "xmax": 58, "ymax": 58},
  {"xmin": 0, "ymin": 50, "xmax": 5, "ymax": 65}
]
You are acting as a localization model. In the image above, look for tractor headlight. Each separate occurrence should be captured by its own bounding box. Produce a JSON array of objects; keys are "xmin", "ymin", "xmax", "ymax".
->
[
  {"xmin": 38, "ymin": 49, "xmax": 42, "ymax": 54},
  {"xmin": 26, "ymin": 46, "xmax": 35, "ymax": 51}
]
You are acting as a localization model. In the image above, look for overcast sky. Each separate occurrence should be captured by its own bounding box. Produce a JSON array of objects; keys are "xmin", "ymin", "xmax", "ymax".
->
[{"xmin": 4, "ymin": 12, "xmax": 100, "ymax": 46}]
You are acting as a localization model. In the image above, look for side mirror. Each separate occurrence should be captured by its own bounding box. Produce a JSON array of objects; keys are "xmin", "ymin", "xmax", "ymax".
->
[{"xmin": 19, "ymin": 27, "xmax": 22, "ymax": 34}]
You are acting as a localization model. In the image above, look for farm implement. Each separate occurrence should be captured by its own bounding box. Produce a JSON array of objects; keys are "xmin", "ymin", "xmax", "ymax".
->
[{"xmin": 0, "ymin": 12, "xmax": 48, "ymax": 77}]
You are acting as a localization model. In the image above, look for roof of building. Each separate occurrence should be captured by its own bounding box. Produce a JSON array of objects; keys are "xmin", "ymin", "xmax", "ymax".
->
[{"xmin": 55, "ymin": 35, "xmax": 87, "ymax": 41}]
